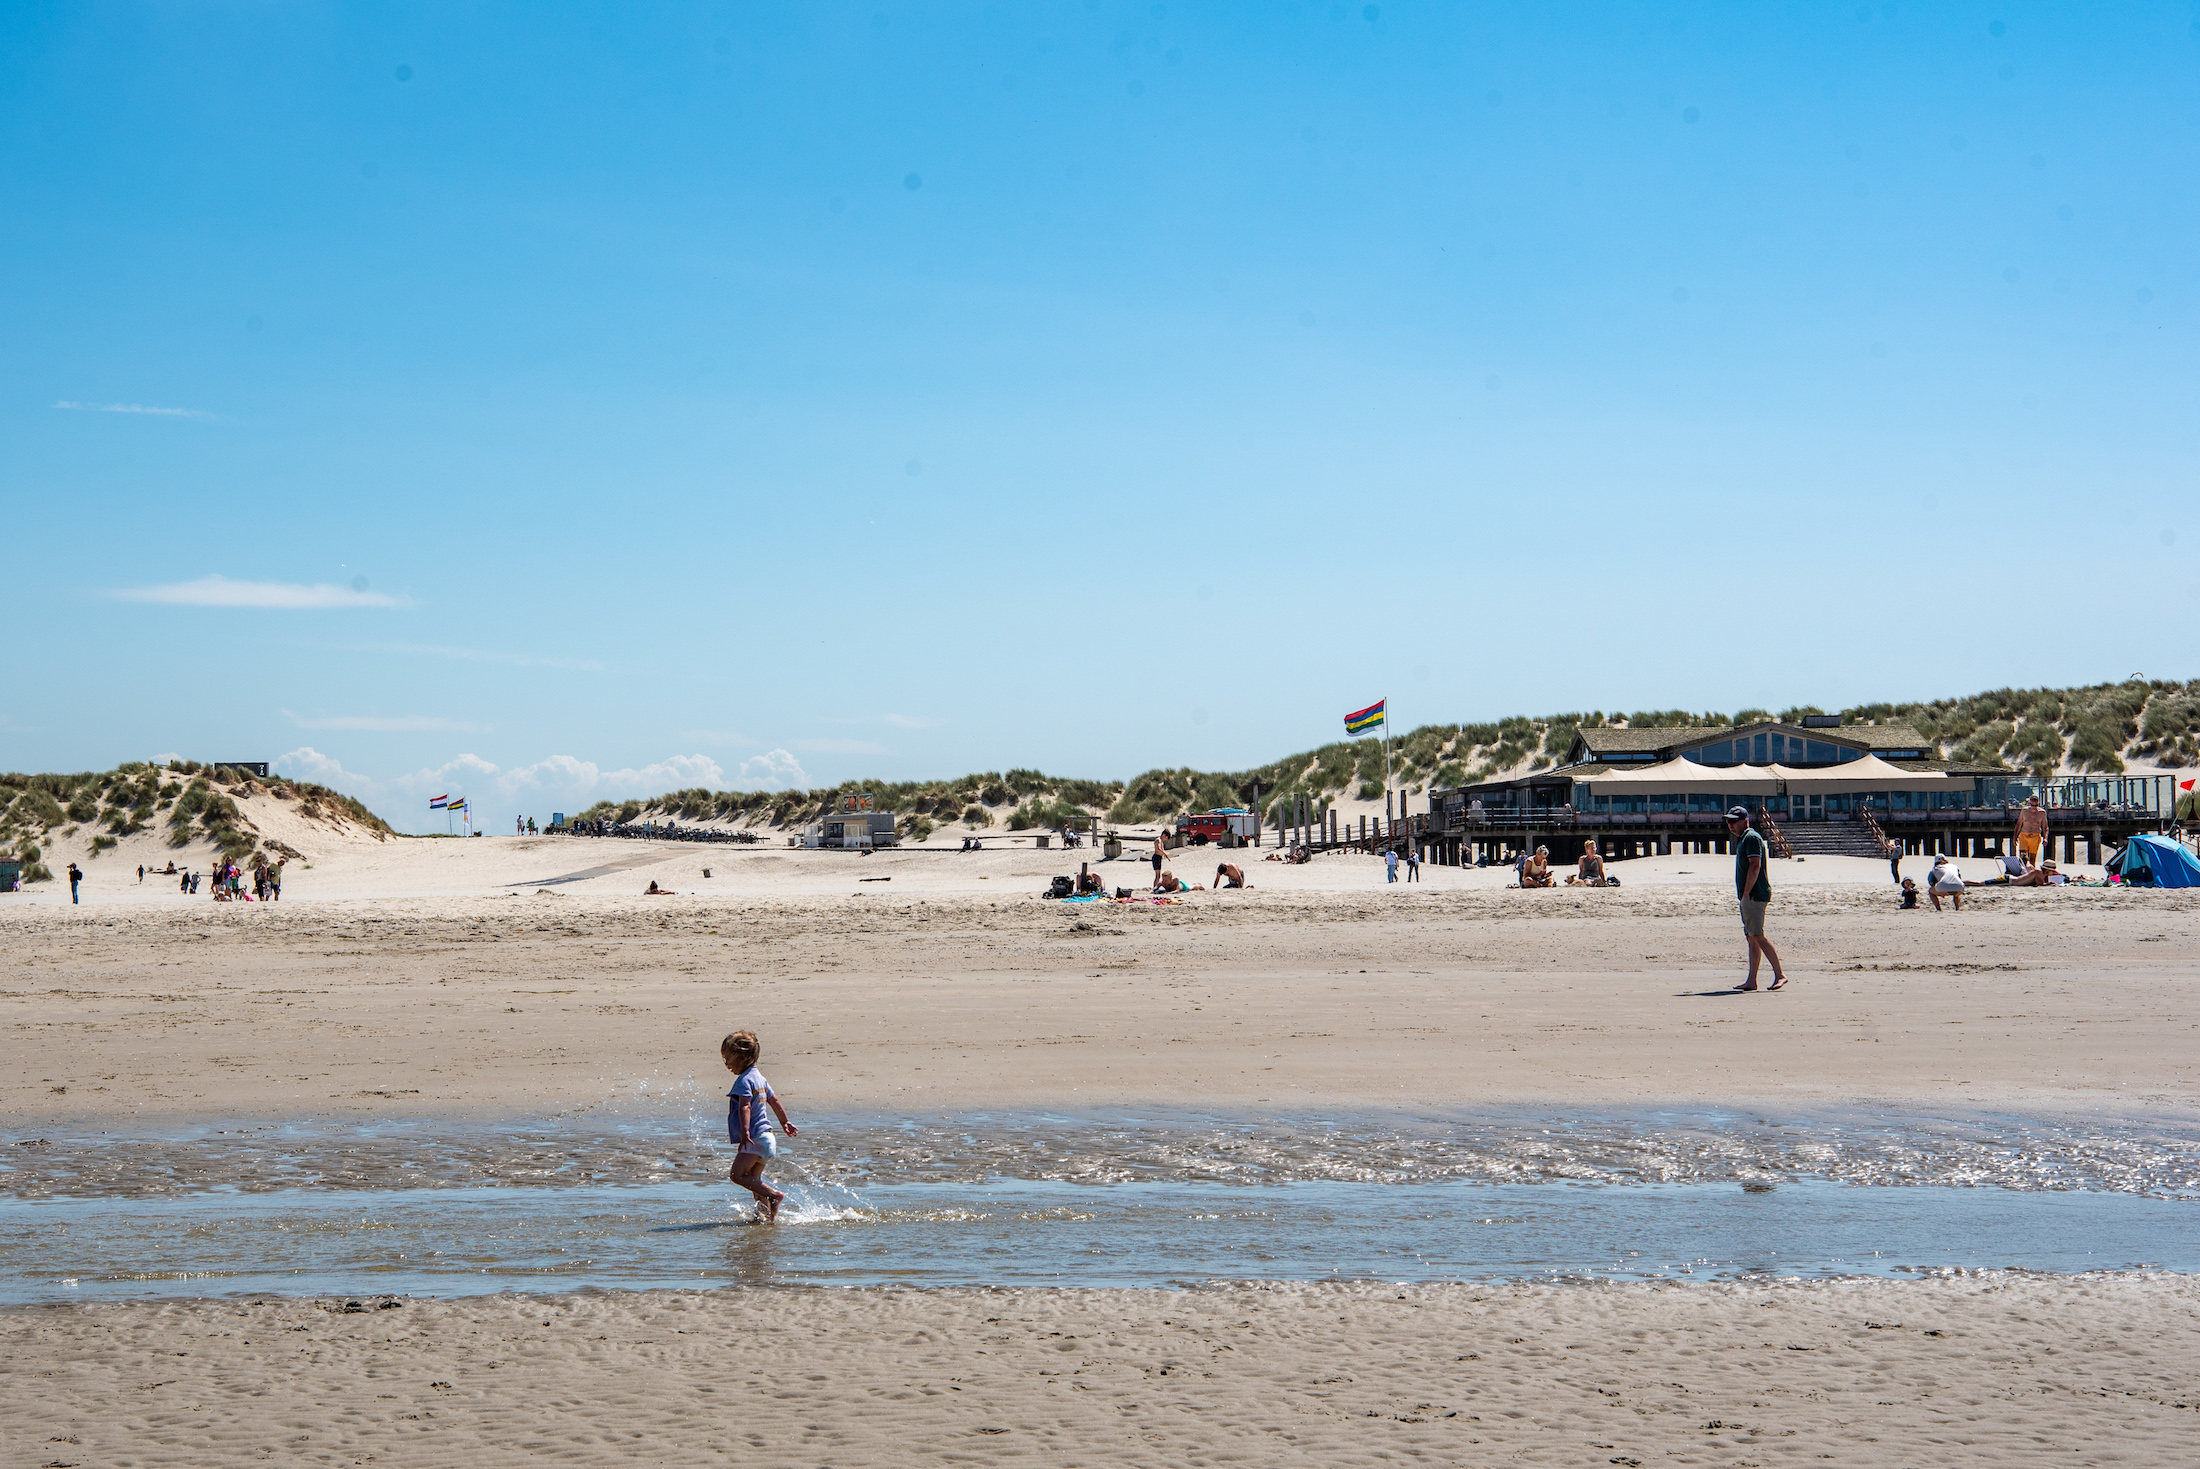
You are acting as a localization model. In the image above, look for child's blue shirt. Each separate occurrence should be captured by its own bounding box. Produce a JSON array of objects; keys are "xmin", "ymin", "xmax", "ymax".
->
[{"xmin": 728, "ymin": 1067, "xmax": 775, "ymax": 1146}]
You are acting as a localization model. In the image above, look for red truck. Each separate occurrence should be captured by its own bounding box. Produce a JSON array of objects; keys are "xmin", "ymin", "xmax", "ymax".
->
[{"xmin": 1175, "ymin": 808, "xmax": 1259, "ymax": 845}]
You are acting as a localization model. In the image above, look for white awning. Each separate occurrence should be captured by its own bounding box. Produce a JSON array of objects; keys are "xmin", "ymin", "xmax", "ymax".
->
[
  {"xmin": 1764, "ymin": 755, "xmax": 1965, "ymax": 793},
  {"xmin": 1577, "ymin": 754, "xmax": 1968, "ymax": 796},
  {"xmin": 1576, "ymin": 758, "xmax": 1778, "ymax": 794}
]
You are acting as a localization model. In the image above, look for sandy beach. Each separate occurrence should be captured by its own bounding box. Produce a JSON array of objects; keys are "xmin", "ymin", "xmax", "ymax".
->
[
  {"xmin": 6, "ymin": 838, "xmax": 2199, "ymax": 1466},
  {"xmin": 9, "ymin": 1274, "xmax": 2199, "ymax": 1468},
  {"xmin": 7, "ymin": 838, "xmax": 2196, "ymax": 1124}
]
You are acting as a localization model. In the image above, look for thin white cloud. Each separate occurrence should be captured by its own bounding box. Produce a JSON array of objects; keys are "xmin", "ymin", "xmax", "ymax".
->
[
  {"xmin": 57, "ymin": 399, "xmax": 219, "ymax": 420},
  {"xmin": 679, "ymin": 728, "xmax": 759, "ymax": 747},
  {"xmin": 281, "ymin": 711, "xmax": 475, "ymax": 733},
  {"xmin": 787, "ymin": 737, "xmax": 890, "ymax": 756},
  {"xmin": 347, "ymin": 641, "xmax": 603, "ymax": 672},
  {"xmin": 827, "ymin": 712, "xmax": 934, "ymax": 731},
  {"xmin": 115, "ymin": 575, "xmax": 410, "ymax": 609}
]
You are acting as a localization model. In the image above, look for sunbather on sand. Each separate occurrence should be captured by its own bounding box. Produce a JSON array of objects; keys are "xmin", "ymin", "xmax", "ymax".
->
[
  {"xmin": 645, "ymin": 880, "xmax": 675, "ymax": 895},
  {"xmin": 1567, "ymin": 844, "xmax": 1606, "ymax": 886},
  {"xmin": 1521, "ymin": 847, "xmax": 1555, "ymax": 888},
  {"xmin": 1153, "ymin": 870, "xmax": 1199, "ymax": 894}
]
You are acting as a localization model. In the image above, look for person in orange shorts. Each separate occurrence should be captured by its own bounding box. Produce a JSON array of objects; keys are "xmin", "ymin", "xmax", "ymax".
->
[{"xmin": 2015, "ymin": 795, "xmax": 2050, "ymax": 870}]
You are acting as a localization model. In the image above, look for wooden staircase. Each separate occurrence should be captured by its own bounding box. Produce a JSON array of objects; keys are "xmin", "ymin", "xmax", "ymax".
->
[{"xmin": 1777, "ymin": 818, "xmax": 1892, "ymax": 859}]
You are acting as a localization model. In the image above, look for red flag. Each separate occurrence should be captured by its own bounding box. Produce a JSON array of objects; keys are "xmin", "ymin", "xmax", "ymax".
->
[{"xmin": 2183, "ymin": 779, "xmax": 2196, "ymax": 791}]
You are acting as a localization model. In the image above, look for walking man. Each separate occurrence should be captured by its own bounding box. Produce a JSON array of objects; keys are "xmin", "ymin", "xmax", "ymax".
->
[
  {"xmin": 1384, "ymin": 847, "xmax": 1398, "ymax": 882},
  {"xmin": 1725, "ymin": 806, "xmax": 1786, "ymax": 991},
  {"xmin": 2015, "ymin": 796, "xmax": 2049, "ymax": 871},
  {"xmin": 67, "ymin": 861, "xmax": 83, "ymax": 904}
]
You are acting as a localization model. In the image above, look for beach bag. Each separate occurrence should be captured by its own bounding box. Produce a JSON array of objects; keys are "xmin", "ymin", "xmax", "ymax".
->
[{"xmin": 1047, "ymin": 875, "xmax": 1074, "ymax": 899}]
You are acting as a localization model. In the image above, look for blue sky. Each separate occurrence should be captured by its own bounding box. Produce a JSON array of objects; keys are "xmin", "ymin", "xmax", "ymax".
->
[{"xmin": 4, "ymin": 2, "xmax": 2194, "ymax": 830}]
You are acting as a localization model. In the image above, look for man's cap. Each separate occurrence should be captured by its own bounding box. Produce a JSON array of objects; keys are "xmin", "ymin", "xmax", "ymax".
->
[{"xmin": 1725, "ymin": 805, "xmax": 1750, "ymax": 821}]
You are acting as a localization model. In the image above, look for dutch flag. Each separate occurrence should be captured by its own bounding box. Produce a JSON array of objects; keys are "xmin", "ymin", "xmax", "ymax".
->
[{"xmin": 429, "ymin": 795, "xmax": 449, "ymax": 809}]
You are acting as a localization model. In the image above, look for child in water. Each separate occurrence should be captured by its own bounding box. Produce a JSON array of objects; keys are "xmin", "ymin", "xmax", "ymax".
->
[{"xmin": 722, "ymin": 1030, "xmax": 798, "ymax": 1221}]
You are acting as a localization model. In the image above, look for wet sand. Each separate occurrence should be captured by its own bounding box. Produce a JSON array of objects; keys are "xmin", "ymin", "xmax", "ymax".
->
[{"xmin": 7, "ymin": 1276, "xmax": 2197, "ymax": 1467}]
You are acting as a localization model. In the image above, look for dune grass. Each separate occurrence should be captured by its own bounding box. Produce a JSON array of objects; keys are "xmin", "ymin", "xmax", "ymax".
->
[
  {"xmin": 0, "ymin": 760, "xmax": 396, "ymax": 865},
  {"xmin": 575, "ymin": 677, "xmax": 2198, "ymax": 841}
]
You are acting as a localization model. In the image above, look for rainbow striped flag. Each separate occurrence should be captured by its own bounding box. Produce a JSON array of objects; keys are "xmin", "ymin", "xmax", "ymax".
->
[
  {"xmin": 446, "ymin": 798, "xmax": 467, "ymax": 813},
  {"xmin": 1344, "ymin": 699, "xmax": 1386, "ymax": 735}
]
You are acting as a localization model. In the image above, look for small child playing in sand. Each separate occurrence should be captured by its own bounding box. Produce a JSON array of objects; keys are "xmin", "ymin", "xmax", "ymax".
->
[
  {"xmin": 722, "ymin": 1030, "xmax": 797, "ymax": 1221},
  {"xmin": 1898, "ymin": 877, "xmax": 1920, "ymax": 909}
]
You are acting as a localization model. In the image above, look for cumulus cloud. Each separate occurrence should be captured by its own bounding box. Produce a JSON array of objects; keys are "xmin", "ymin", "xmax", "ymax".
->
[
  {"xmin": 57, "ymin": 399, "xmax": 217, "ymax": 420},
  {"xmin": 737, "ymin": 749, "xmax": 808, "ymax": 791},
  {"xmin": 494, "ymin": 752, "xmax": 731, "ymax": 799},
  {"xmin": 276, "ymin": 746, "xmax": 373, "ymax": 789},
  {"xmin": 276, "ymin": 746, "xmax": 776, "ymax": 828},
  {"xmin": 282, "ymin": 711, "xmax": 474, "ymax": 733},
  {"xmin": 117, "ymin": 575, "xmax": 410, "ymax": 609}
]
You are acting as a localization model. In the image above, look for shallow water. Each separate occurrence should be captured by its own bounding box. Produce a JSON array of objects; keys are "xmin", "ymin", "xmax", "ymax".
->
[
  {"xmin": 8, "ymin": 1104, "xmax": 2199, "ymax": 1201},
  {"xmin": 9, "ymin": 1107, "xmax": 2197, "ymax": 1303},
  {"xmin": 5, "ymin": 1176, "xmax": 2195, "ymax": 1304}
]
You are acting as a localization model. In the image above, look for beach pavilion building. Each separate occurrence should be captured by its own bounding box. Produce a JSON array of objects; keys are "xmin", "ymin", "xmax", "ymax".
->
[{"xmin": 1423, "ymin": 716, "xmax": 2173, "ymax": 868}]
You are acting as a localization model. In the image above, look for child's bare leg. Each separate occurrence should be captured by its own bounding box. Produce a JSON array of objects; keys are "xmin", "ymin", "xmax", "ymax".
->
[{"xmin": 728, "ymin": 1152, "xmax": 785, "ymax": 1220}]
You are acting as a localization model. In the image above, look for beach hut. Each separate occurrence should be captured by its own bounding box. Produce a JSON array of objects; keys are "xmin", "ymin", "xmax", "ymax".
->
[{"xmin": 801, "ymin": 812, "xmax": 898, "ymax": 849}]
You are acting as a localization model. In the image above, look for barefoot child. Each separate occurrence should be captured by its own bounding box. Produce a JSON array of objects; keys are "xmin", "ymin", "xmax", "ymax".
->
[{"xmin": 722, "ymin": 1030, "xmax": 797, "ymax": 1221}]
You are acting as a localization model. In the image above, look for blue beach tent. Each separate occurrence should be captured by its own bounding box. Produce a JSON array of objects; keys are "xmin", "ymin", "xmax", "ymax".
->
[{"xmin": 2111, "ymin": 833, "xmax": 2200, "ymax": 888}]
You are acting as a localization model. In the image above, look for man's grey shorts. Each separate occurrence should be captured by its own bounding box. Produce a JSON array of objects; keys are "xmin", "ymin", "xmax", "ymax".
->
[{"xmin": 1738, "ymin": 897, "xmax": 1768, "ymax": 936}]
